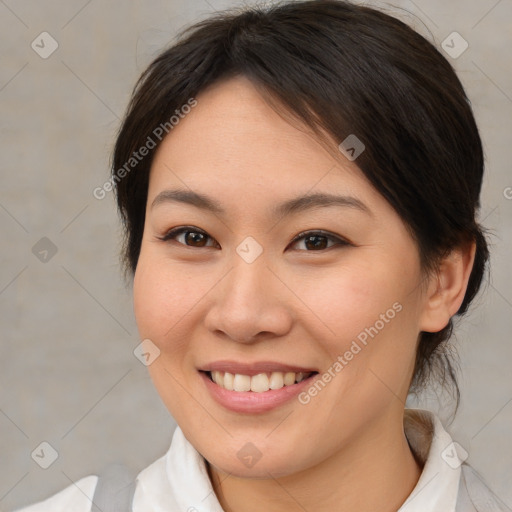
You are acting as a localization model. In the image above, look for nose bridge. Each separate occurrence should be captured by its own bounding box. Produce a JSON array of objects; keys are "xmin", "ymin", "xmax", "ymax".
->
[
  {"xmin": 229, "ymin": 252, "xmax": 269, "ymax": 305},
  {"xmin": 205, "ymin": 247, "xmax": 291, "ymax": 343}
]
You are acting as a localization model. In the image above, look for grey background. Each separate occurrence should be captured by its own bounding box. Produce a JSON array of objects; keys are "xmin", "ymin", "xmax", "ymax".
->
[{"xmin": 0, "ymin": 0, "xmax": 511, "ymax": 510}]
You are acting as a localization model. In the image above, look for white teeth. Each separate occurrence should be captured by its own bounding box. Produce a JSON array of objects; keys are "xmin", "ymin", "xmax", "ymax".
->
[
  {"xmin": 212, "ymin": 370, "xmax": 223, "ymax": 386},
  {"xmin": 283, "ymin": 372, "xmax": 296, "ymax": 386},
  {"xmin": 250, "ymin": 373, "xmax": 270, "ymax": 392},
  {"xmin": 269, "ymin": 372, "xmax": 284, "ymax": 390},
  {"xmin": 209, "ymin": 370, "xmax": 312, "ymax": 392},
  {"xmin": 223, "ymin": 372, "xmax": 234, "ymax": 391},
  {"xmin": 233, "ymin": 374, "xmax": 251, "ymax": 392}
]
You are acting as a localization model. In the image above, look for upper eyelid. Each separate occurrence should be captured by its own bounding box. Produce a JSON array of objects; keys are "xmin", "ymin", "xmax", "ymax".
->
[
  {"xmin": 291, "ymin": 229, "xmax": 346, "ymax": 243},
  {"xmin": 159, "ymin": 226, "xmax": 218, "ymax": 246},
  {"xmin": 159, "ymin": 226, "xmax": 349, "ymax": 247}
]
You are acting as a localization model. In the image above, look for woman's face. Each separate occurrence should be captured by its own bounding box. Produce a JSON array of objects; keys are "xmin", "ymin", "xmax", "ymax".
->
[{"xmin": 133, "ymin": 75, "xmax": 433, "ymax": 478}]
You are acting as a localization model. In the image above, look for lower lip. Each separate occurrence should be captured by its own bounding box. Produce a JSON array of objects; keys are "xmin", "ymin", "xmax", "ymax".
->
[{"xmin": 200, "ymin": 371, "xmax": 317, "ymax": 414}]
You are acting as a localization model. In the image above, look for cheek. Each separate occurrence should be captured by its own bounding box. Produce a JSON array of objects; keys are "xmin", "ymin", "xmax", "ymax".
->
[
  {"xmin": 133, "ymin": 252, "xmax": 224, "ymax": 352},
  {"xmin": 133, "ymin": 255, "xmax": 190, "ymax": 342},
  {"xmin": 300, "ymin": 258, "xmax": 421, "ymax": 399},
  {"xmin": 132, "ymin": 254, "xmax": 205, "ymax": 415},
  {"xmin": 301, "ymin": 261, "xmax": 411, "ymax": 348}
]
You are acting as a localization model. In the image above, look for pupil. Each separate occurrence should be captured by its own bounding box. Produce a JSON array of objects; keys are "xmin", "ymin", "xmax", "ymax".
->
[
  {"xmin": 305, "ymin": 235, "xmax": 327, "ymax": 250},
  {"xmin": 187, "ymin": 231, "xmax": 206, "ymax": 247}
]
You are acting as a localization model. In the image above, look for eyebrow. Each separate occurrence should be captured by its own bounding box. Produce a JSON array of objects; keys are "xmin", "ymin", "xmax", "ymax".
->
[{"xmin": 150, "ymin": 188, "xmax": 373, "ymax": 218}]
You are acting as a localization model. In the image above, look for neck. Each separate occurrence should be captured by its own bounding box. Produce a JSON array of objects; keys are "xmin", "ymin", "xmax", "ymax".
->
[{"xmin": 207, "ymin": 411, "xmax": 422, "ymax": 512}]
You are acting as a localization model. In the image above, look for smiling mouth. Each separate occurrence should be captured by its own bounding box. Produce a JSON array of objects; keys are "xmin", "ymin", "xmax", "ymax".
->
[{"xmin": 202, "ymin": 370, "xmax": 318, "ymax": 393}]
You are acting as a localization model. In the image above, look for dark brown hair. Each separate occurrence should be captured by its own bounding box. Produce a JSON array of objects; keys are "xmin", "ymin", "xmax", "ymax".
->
[{"xmin": 111, "ymin": 0, "xmax": 489, "ymax": 402}]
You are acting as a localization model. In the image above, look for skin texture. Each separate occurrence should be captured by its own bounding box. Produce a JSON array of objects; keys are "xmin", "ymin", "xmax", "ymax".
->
[{"xmin": 133, "ymin": 75, "xmax": 476, "ymax": 512}]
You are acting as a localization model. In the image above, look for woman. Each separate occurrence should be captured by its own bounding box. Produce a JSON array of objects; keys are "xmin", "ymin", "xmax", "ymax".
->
[{"xmin": 13, "ymin": 0, "xmax": 510, "ymax": 510}]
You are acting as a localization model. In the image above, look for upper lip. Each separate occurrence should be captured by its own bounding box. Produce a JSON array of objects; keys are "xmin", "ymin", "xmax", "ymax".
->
[{"xmin": 198, "ymin": 360, "xmax": 318, "ymax": 376}]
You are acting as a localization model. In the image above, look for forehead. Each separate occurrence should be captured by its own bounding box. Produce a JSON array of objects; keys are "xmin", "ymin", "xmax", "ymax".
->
[
  {"xmin": 151, "ymin": 75, "xmax": 337, "ymax": 174},
  {"xmin": 147, "ymin": 75, "xmax": 390, "ymax": 219}
]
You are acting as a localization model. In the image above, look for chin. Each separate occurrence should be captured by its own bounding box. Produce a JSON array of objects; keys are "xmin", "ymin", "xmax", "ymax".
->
[
  {"xmin": 207, "ymin": 453, "xmax": 304, "ymax": 480},
  {"xmin": 199, "ymin": 434, "xmax": 313, "ymax": 480}
]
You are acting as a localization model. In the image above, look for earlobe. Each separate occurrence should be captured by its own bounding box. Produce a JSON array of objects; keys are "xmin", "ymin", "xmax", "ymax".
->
[{"xmin": 419, "ymin": 241, "xmax": 477, "ymax": 333}]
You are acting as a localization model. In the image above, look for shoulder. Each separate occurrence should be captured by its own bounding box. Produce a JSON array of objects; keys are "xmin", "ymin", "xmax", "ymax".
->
[{"xmin": 10, "ymin": 475, "xmax": 98, "ymax": 512}]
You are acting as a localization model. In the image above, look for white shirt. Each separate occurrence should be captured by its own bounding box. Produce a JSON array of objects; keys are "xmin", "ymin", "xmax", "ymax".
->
[{"xmin": 12, "ymin": 408, "xmax": 510, "ymax": 512}]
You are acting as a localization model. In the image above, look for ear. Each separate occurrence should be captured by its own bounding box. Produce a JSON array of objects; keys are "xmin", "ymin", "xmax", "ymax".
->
[{"xmin": 419, "ymin": 241, "xmax": 477, "ymax": 333}]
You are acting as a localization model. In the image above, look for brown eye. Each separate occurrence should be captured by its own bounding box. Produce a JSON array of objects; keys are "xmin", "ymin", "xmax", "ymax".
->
[
  {"xmin": 290, "ymin": 230, "xmax": 349, "ymax": 251},
  {"xmin": 158, "ymin": 227, "xmax": 349, "ymax": 251},
  {"xmin": 159, "ymin": 227, "xmax": 218, "ymax": 248}
]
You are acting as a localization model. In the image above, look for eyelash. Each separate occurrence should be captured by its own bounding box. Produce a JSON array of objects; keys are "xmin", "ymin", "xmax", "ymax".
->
[{"xmin": 157, "ymin": 226, "xmax": 350, "ymax": 251}]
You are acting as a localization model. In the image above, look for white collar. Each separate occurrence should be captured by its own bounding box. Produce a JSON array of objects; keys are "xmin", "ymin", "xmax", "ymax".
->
[
  {"xmin": 399, "ymin": 408, "xmax": 461, "ymax": 511},
  {"xmin": 132, "ymin": 408, "xmax": 462, "ymax": 512}
]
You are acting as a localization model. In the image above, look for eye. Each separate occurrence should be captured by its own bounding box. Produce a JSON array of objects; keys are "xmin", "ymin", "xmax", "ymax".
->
[
  {"xmin": 157, "ymin": 227, "xmax": 350, "ymax": 251},
  {"xmin": 157, "ymin": 226, "xmax": 219, "ymax": 248},
  {"xmin": 289, "ymin": 230, "xmax": 350, "ymax": 251}
]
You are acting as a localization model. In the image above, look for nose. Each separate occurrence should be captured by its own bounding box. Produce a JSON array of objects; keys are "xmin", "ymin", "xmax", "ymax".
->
[{"xmin": 203, "ymin": 253, "xmax": 293, "ymax": 344}]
